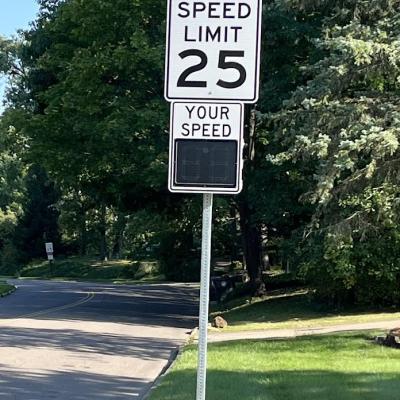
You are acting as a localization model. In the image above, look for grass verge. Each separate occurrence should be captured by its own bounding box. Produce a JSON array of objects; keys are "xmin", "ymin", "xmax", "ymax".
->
[
  {"xmin": 211, "ymin": 290, "xmax": 400, "ymax": 332},
  {"xmin": 149, "ymin": 332, "xmax": 400, "ymax": 400},
  {"xmin": 0, "ymin": 282, "xmax": 15, "ymax": 297},
  {"xmin": 19, "ymin": 256, "xmax": 165, "ymax": 283}
]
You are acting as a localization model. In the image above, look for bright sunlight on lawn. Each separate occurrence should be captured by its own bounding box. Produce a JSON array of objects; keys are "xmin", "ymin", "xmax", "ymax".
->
[
  {"xmin": 149, "ymin": 332, "xmax": 400, "ymax": 400},
  {"xmin": 212, "ymin": 291, "xmax": 400, "ymax": 332}
]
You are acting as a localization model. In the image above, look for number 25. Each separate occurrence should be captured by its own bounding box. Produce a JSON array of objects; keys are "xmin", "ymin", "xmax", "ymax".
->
[{"xmin": 177, "ymin": 50, "xmax": 247, "ymax": 89}]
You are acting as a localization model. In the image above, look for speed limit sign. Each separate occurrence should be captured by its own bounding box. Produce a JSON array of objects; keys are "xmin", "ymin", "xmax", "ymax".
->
[{"xmin": 165, "ymin": 0, "xmax": 262, "ymax": 103}]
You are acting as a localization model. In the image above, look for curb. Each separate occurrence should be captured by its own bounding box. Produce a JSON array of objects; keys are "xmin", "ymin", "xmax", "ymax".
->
[
  {"xmin": 142, "ymin": 345, "xmax": 183, "ymax": 400},
  {"xmin": 142, "ymin": 326, "xmax": 200, "ymax": 399}
]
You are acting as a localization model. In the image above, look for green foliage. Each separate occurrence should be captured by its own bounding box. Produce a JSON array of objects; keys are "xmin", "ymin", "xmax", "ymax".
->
[
  {"xmin": 0, "ymin": 36, "xmax": 17, "ymax": 75},
  {"xmin": 0, "ymin": 112, "xmax": 26, "ymax": 273},
  {"xmin": 300, "ymin": 228, "xmax": 400, "ymax": 306},
  {"xmin": 14, "ymin": 165, "xmax": 60, "ymax": 261},
  {"xmin": 237, "ymin": 0, "xmax": 320, "ymax": 277},
  {"xmin": 19, "ymin": 0, "xmax": 168, "ymax": 198},
  {"xmin": 265, "ymin": 1, "xmax": 400, "ymax": 305},
  {"xmin": 0, "ymin": 245, "xmax": 19, "ymax": 275},
  {"xmin": 2, "ymin": 0, "xmax": 177, "ymax": 267},
  {"xmin": 158, "ymin": 230, "xmax": 200, "ymax": 282},
  {"xmin": 264, "ymin": 272, "xmax": 303, "ymax": 291},
  {"xmin": 0, "ymin": 282, "xmax": 15, "ymax": 296},
  {"xmin": 124, "ymin": 209, "xmax": 170, "ymax": 260},
  {"xmin": 20, "ymin": 257, "xmax": 142, "ymax": 280},
  {"xmin": 2, "ymin": 0, "xmax": 400, "ymax": 304}
]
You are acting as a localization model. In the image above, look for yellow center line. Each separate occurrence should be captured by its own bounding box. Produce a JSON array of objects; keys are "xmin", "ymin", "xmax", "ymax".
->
[{"xmin": 15, "ymin": 292, "xmax": 95, "ymax": 319}]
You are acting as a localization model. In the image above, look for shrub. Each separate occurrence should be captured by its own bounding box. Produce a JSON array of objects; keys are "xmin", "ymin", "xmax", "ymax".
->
[
  {"xmin": 157, "ymin": 231, "xmax": 200, "ymax": 282},
  {"xmin": 0, "ymin": 242, "xmax": 20, "ymax": 275},
  {"xmin": 299, "ymin": 230, "xmax": 400, "ymax": 307}
]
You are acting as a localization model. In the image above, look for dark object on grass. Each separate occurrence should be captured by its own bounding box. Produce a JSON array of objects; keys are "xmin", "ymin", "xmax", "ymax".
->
[
  {"xmin": 213, "ymin": 316, "xmax": 228, "ymax": 329},
  {"xmin": 375, "ymin": 328, "xmax": 400, "ymax": 349}
]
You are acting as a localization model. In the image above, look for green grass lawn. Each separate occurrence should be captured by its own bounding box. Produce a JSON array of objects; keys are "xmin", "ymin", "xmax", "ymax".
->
[
  {"xmin": 18, "ymin": 256, "xmax": 165, "ymax": 283},
  {"xmin": 149, "ymin": 332, "xmax": 400, "ymax": 400},
  {"xmin": 0, "ymin": 282, "xmax": 14, "ymax": 296},
  {"xmin": 211, "ymin": 290, "xmax": 400, "ymax": 332}
]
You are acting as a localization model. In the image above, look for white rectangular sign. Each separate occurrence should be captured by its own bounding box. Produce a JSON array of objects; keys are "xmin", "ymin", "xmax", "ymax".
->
[
  {"xmin": 165, "ymin": 0, "xmax": 262, "ymax": 102},
  {"xmin": 45, "ymin": 242, "xmax": 53, "ymax": 254},
  {"xmin": 169, "ymin": 102, "xmax": 244, "ymax": 194}
]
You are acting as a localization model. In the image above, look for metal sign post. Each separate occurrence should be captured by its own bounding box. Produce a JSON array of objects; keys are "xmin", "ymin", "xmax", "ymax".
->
[
  {"xmin": 164, "ymin": 2, "xmax": 263, "ymax": 398},
  {"xmin": 196, "ymin": 193, "xmax": 213, "ymax": 400}
]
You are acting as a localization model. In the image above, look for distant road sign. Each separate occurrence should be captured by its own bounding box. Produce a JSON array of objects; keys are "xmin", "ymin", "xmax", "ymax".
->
[
  {"xmin": 169, "ymin": 102, "xmax": 244, "ymax": 194},
  {"xmin": 45, "ymin": 242, "xmax": 54, "ymax": 261},
  {"xmin": 165, "ymin": 0, "xmax": 262, "ymax": 103}
]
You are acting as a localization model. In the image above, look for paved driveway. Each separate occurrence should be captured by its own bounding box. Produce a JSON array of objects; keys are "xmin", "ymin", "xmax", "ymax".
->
[{"xmin": 0, "ymin": 280, "xmax": 198, "ymax": 399}]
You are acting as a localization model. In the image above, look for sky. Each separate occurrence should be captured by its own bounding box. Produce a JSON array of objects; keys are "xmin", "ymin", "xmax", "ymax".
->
[{"xmin": 0, "ymin": 0, "xmax": 40, "ymax": 113}]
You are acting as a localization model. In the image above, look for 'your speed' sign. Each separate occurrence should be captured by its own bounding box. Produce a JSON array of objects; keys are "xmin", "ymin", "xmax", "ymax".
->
[
  {"xmin": 169, "ymin": 102, "xmax": 244, "ymax": 194},
  {"xmin": 165, "ymin": 0, "xmax": 262, "ymax": 103}
]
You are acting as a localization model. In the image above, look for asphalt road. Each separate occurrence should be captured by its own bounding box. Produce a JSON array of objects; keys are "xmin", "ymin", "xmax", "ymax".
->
[{"xmin": 0, "ymin": 279, "xmax": 198, "ymax": 400}]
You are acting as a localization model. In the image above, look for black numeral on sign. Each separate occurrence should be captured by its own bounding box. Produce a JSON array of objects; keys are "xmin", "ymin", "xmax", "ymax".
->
[
  {"xmin": 177, "ymin": 50, "xmax": 208, "ymax": 88},
  {"xmin": 177, "ymin": 49, "xmax": 246, "ymax": 89},
  {"xmin": 217, "ymin": 51, "xmax": 246, "ymax": 89}
]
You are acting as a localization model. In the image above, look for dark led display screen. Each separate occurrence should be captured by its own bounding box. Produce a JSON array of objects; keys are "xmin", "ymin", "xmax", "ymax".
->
[{"xmin": 174, "ymin": 140, "xmax": 238, "ymax": 188}]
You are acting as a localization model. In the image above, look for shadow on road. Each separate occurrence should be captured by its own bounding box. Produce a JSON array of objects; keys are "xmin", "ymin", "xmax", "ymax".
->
[
  {"xmin": 0, "ymin": 281, "xmax": 199, "ymax": 400},
  {"xmin": 1, "ymin": 282, "xmax": 199, "ymax": 329},
  {"xmin": 0, "ymin": 326, "xmax": 180, "ymax": 359},
  {"xmin": 0, "ymin": 367, "xmax": 150, "ymax": 400}
]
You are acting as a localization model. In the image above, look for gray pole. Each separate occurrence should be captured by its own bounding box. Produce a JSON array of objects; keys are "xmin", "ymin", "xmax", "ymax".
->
[{"xmin": 196, "ymin": 193, "xmax": 213, "ymax": 400}]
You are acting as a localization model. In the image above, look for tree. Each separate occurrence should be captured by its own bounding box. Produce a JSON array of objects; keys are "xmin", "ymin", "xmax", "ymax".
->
[
  {"xmin": 0, "ymin": 112, "xmax": 26, "ymax": 272},
  {"xmin": 14, "ymin": 164, "xmax": 60, "ymax": 261},
  {"xmin": 266, "ymin": 0, "xmax": 400, "ymax": 305},
  {"xmin": 236, "ymin": 0, "xmax": 322, "ymax": 294},
  {"xmin": 4, "ymin": 0, "xmax": 172, "ymax": 259}
]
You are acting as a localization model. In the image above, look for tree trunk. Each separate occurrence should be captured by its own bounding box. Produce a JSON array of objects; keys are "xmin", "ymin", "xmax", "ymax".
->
[
  {"xmin": 79, "ymin": 209, "xmax": 87, "ymax": 256},
  {"xmin": 260, "ymin": 224, "xmax": 271, "ymax": 271},
  {"xmin": 239, "ymin": 201, "xmax": 266, "ymax": 296},
  {"xmin": 99, "ymin": 205, "xmax": 108, "ymax": 261},
  {"xmin": 112, "ymin": 212, "xmax": 126, "ymax": 259},
  {"xmin": 237, "ymin": 105, "xmax": 266, "ymax": 296},
  {"xmin": 230, "ymin": 205, "xmax": 240, "ymax": 261}
]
